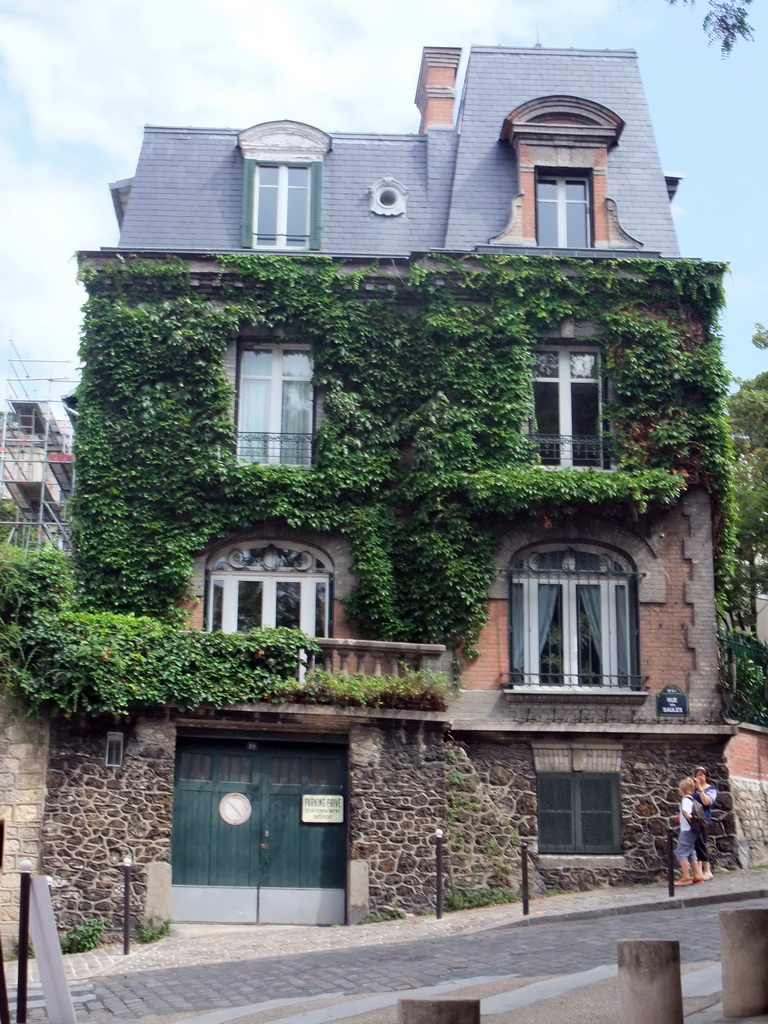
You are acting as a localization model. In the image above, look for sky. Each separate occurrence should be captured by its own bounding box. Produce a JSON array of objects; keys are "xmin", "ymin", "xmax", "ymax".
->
[{"xmin": 0, "ymin": 0, "xmax": 766, "ymax": 398}]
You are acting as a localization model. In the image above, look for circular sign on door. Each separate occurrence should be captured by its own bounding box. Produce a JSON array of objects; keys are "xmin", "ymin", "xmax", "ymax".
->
[{"xmin": 218, "ymin": 792, "xmax": 252, "ymax": 826}]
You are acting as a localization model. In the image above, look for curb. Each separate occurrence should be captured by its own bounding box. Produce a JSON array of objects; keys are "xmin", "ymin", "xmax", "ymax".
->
[{"xmin": 510, "ymin": 887, "xmax": 768, "ymax": 927}]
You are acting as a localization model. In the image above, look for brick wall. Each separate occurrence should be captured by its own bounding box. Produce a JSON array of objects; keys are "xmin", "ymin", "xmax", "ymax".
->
[{"xmin": 725, "ymin": 727, "xmax": 768, "ymax": 781}]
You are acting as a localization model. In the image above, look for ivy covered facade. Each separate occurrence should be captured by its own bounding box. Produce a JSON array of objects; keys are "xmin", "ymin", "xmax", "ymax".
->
[{"xmin": 1, "ymin": 44, "xmax": 749, "ymax": 931}]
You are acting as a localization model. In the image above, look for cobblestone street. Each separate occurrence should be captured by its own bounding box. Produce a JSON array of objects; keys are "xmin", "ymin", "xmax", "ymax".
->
[{"xmin": 7, "ymin": 870, "xmax": 767, "ymax": 1024}]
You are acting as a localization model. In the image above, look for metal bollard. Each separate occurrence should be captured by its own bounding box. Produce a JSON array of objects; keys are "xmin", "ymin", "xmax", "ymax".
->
[
  {"xmin": 666, "ymin": 827, "xmax": 675, "ymax": 897},
  {"xmin": 0, "ymin": 928, "xmax": 10, "ymax": 1024},
  {"xmin": 720, "ymin": 908, "xmax": 768, "ymax": 1017},
  {"xmin": 617, "ymin": 939, "xmax": 683, "ymax": 1024},
  {"xmin": 434, "ymin": 830, "xmax": 443, "ymax": 920},
  {"xmin": 16, "ymin": 860, "xmax": 32, "ymax": 1024},
  {"xmin": 521, "ymin": 842, "xmax": 529, "ymax": 916},
  {"xmin": 122, "ymin": 856, "xmax": 132, "ymax": 956}
]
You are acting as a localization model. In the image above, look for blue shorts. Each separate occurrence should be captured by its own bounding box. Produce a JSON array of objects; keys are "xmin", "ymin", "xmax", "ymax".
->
[{"xmin": 677, "ymin": 829, "xmax": 698, "ymax": 861}]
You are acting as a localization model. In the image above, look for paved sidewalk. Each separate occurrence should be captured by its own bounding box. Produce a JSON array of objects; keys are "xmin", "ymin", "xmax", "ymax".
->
[{"xmin": 5, "ymin": 867, "xmax": 768, "ymax": 1023}]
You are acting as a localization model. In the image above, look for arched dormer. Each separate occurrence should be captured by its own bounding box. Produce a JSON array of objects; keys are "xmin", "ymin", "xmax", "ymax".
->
[
  {"xmin": 500, "ymin": 95, "xmax": 624, "ymax": 149},
  {"xmin": 238, "ymin": 121, "xmax": 331, "ymax": 250},
  {"xmin": 492, "ymin": 95, "xmax": 640, "ymax": 250}
]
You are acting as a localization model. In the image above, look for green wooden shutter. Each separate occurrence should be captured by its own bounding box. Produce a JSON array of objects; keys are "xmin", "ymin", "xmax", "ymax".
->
[
  {"xmin": 577, "ymin": 773, "xmax": 620, "ymax": 852},
  {"xmin": 309, "ymin": 162, "xmax": 323, "ymax": 250},
  {"xmin": 241, "ymin": 160, "xmax": 256, "ymax": 248},
  {"xmin": 538, "ymin": 773, "xmax": 574, "ymax": 852}
]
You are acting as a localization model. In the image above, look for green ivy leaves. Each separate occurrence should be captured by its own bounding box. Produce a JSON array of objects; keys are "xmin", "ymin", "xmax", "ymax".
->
[{"xmin": 73, "ymin": 252, "xmax": 731, "ymax": 655}]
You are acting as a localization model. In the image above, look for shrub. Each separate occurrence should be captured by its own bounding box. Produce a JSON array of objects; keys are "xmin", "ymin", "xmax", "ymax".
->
[
  {"xmin": 285, "ymin": 668, "xmax": 451, "ymax": 712},
  {"xmin": 136, "ymin": 918, "xmax": 171, "ymax": 943},
  {"xmin": 59, "ymin": 918, "xmax": 107, "ymax": 954},
  {"xmin": 444, "ymin": 887, "xmax": 519, "ymax": 911}
]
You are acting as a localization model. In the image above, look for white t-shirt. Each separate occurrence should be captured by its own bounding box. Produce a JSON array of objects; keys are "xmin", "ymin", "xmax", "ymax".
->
[{"xmin": 680, "ymin": 795, "xmax": 694, "ymax": 832}]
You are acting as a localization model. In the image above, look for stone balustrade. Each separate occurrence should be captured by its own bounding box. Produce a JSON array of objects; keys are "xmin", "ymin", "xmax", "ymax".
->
[{"xmin": 308, "ymin": 637, "xmax": 447, "ymax": 677}]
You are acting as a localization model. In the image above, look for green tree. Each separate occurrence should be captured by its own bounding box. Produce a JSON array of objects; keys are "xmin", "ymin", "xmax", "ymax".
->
[
  {"xmin": 728, "ymin": 325, "xmax": 768, "ymax": 631},
  {"xmin": 666, "ymin": 0, "xmax": 754, "ymax": 53}
]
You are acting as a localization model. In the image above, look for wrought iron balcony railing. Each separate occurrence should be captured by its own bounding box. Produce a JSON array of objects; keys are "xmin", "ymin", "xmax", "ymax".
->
[
  {"xmin": 237, "ymin": 432, "xmax": 314, "ymax": 468},
  {"xmin": 529, "ymin": 434, "xmax": 613, "ymax": 469},
  {"xmin": 501, "ymin": 671, "xmax": 644, "ymax": 691}
]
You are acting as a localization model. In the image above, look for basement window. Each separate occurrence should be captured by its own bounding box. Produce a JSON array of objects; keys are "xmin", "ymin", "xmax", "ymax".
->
[{"xmin": 105, "ymin": 732, "xmax": 124, "ymax": 767}]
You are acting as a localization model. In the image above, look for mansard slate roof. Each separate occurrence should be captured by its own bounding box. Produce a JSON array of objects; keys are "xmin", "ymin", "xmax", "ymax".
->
[{"xmin": 110, "ymin": 45, "xmax": 680, "ymax": 258}]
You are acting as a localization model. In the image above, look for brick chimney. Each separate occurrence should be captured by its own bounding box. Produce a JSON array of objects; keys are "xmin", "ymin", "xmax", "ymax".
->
[{"xmin": 415, "ymin": 47, "xmax": 461, "ymax": 133}]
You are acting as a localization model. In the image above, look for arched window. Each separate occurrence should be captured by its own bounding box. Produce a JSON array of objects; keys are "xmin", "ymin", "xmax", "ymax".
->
[
  {"xmin": 207, "ymin": 543, "xmax": 331, "ymax": 637},
  {"xmin": 509, "ymin": 546, "xmax": 640, "ymax": 689}
]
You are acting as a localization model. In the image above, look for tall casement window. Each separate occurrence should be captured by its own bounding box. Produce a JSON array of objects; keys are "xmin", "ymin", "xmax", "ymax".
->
[
  {"xmin": 531, "ymin": 348, "xmax": 609, "ymax": 468},
  {"xmin": 238, "ymin": 121, "xmax": 329, "ymax": 252},
  {"xmin": 536, "ymin": 175, "xmax": 591, "ymax": 248},
  {"xmin": 208, "ymin": 544, "xmax": 331, "ymax": 637},
  {"xmin": 252, "ymin": 164, "xmax": 311, "ymax": 248},
  {"xmin": 237, "ymin": 346, "xmax": 313, "ymax": 467},
  {"xmin": 538, "ymin": 772, "xmax": 621, "ymax": 853},
  {"xmin": 509, "ymin": 546, "xmax": 640, "ymax": 690}
]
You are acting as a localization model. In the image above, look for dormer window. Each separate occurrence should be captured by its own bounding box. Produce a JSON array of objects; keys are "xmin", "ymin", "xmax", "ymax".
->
[
  {"xmin": 238, "ymin": 121, "xmax": 330, "ymax": 251},
  {"xmin": 491, "ymin": 95, "xmax": 640, "ymax": 251},
  {"xmin": 536, "ymin": 175, "xmax": 591, "ymax": 248},
  {"xmin": 254, "ymin": 165, "xmax": 311, "ymax": 248}
]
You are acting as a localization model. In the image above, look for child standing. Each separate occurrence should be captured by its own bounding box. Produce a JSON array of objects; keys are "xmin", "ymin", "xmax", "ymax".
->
[{"xmin": 676, "ymin": 777, "xmax": 704, "ymax": 885}]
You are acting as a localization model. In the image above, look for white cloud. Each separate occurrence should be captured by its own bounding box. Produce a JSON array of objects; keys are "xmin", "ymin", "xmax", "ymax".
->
[{"xmin": 0, "ymin": 0, "xmax": 765, "ymax": 381}]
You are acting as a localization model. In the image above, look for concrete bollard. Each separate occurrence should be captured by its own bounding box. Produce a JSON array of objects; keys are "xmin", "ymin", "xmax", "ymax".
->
[
  {"xmin": 720, "ymin": 908, "xmax": 768, "ymax": 1018},
  {"xmin": 617, "ymin": 939, "xmax": 683, "ymax": 1024},
  {"xmin": 399, "ymin": 999, "xmax": 480, "ymax": 1024}
]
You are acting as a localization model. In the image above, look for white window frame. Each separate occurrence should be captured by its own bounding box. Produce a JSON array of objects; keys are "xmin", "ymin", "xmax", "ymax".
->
[
  {"xmin": 532, "ymin": 347, "xmax": 605, "ymax": 468},
  {"xmin": 510, "ymin": 546, "xmax": 638, "ymax": 690},
  {"xmin": 536, "ymin": 175, "xmax": 591, "ymax": 248},
  {"xmin": 210, "ymin": 573, "xmax": 330, "ymax": 636},
  {"xmin": 253, "ymin": 164, "xmax": 311, "ymax": 250},
  {"xmin": 237, "ymin": 345, "xmax": 313, "ymax": 467},
  {"xmin": 208, "ymin": 544, "xmax": 332, "ymax": 638}
]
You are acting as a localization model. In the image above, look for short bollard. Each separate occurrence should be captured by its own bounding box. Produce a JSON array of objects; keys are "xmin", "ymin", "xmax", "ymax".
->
[
  {"xmin": 122, "ymin": 856, "xmax": 132, "ymax": 956},
  {"xmin": 720, "ymin": 908, "xmax": 768, "ymax": 1018},
  {"xmin": 617, "ymin": 939, "xmax": 683, "ymax": 1024},
  {"xmin": 666, "ymin": 827, "xmax": 675, "ymax": 897},
  {"xmin": 399, "ymin": 998, "xmax": 480, "ymax": 1024},
  {"xmin": 520, "ymin": 842, "xmax": 529, "ymax": 916},
  {"xmin": 434, "ymin": 830, "xmax": 443, "ymax": 920},
  {"xmin": 17, "ymin": 859, "xmax": 32, "ymax": 1024}
]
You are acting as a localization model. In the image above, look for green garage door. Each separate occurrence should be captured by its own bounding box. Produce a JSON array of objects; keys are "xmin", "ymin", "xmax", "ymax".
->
[{"xmin": 171, "ymin": 739, "xmax": 347, "ymax": 924}]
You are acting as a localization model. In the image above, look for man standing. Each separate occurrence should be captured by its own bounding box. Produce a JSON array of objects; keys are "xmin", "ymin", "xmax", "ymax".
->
[{"xmin": 693, "ymin": 765, "xmax": 717, "ymax": 879}]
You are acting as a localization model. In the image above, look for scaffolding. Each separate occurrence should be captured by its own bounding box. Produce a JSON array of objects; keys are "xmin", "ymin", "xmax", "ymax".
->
[{"xmin": 1, "ymin": 354, "xmax": 77, "ymax": 551}]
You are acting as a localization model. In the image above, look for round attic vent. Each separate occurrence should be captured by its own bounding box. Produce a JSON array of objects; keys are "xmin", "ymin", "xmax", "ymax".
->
[{"xmin": 369, "ymin": 177, "xmax": 408, "ymax": 216}]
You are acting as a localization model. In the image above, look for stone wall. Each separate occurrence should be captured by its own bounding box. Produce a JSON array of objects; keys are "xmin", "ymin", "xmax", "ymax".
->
[
  {"xmin": 41, "ymin": 714, "xmax": 175, "ymax": 929},
  {"xmin": 729, "ymin": 777, "xmax": 768, "ymax": 867},
  {"xmin": 726, "ymin": 726, "xmax": 768, "ymax": 866},
  {"xmin": 450, "ymin": 735, "xmax": 737, "ymax": 894},
  {"xmin": 443, "ymin": 740, "xmax": 529, "ymax": 897},
  {"xmin": 0, "ymin": 704, "xmax": 47, "ymax": 936},
  {"xmin": 348, "ymin": 720, "xmax": 447, "ymax": 915}
]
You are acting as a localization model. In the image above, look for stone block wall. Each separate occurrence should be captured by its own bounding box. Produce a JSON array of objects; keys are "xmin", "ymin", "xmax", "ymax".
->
[
  {"xmin": 348, "ymin": 720, "xmax": 447, "ymax": 914},
  {"xmin": 0, "ymin": 704, "xmax": 48, "ymax": 935},
  {"xmin": 41, "ymin": 714, "xmax": 175, "ymax": 929}
]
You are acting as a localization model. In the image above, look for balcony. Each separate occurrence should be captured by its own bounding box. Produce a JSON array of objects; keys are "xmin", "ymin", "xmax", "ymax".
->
[
  {"xmin": 530, "ymin": 434, "xmax": 613, "ymax": 469},
  {"xmin": 237, "ymin": 432, "xmax": 313, "ymax": 468},
  {"xmin": 308, "ymin": 637, "xmax": 449, "ymax": 677}
]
